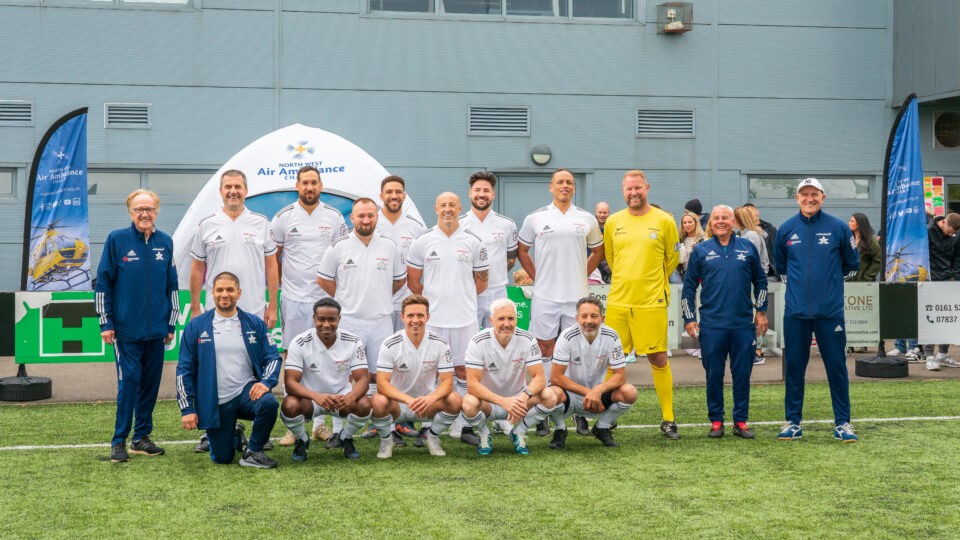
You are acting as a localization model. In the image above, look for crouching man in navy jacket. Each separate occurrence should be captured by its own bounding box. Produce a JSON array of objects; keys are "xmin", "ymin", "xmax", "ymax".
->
[{"xmin": 177, "ymin": 271, "xmax": 282, "ymax": 468}]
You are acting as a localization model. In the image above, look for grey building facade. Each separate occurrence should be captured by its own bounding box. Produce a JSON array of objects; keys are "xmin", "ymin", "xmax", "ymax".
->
[{"xmin": 1, "ymin": 0, "xmax": 958, "ymax": 290}]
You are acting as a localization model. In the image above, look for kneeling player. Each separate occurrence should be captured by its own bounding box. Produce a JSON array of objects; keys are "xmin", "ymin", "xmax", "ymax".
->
[
  {"xmin": 370, "ymin": 295, "xmax": 461, "ymax": 458},
  {"xmin": 461, "ymin": 298, "xmax": 558, "ymax": 455},
  {"xmin": 279, "ymin": 298, "xmax": 372, "ymax": 460},
  {"xmin": 549, "ymin": 297, "xmax": 637, "ymax": 449}
]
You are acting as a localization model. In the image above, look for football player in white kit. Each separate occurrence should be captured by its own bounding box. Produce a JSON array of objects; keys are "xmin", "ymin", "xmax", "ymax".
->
[
  {"xmin": 374, "ymin": 176, "xmax": 427, "ymax": 332},
  {"xmin": 459, "ymin": 172, "xmax": 518, "ymax": 329},
  {"xmin": 407, "ymin": 192, "xmax": 489, "ymax": 443},
  {"xmin": 318, "ymin": 197, "xmax": 406, "ymax": 391},
  {"xmin": 369, "ymin": 295, "xmax": 462, "ymax": 458},
  {"xmin": 189, "ymin": 169, "xmax": 279, "ymax": 453},
  {"xmin": 547, "ymin": 297, "xmax": 637, "ymax": 449},
  {"xmin": 272, "ymin": 165, "xmax": 349, "ymax": 446},
  {"xmin": 517, "ymin": 168, "xmax": 603, "ymax": 436},
  {"xmin": 279, "ymin": 298, "xmax": 373, "ymax": 461},
  {"xmin": 461, "ymin": 298, "xmax": 558, "ymax": 455}
]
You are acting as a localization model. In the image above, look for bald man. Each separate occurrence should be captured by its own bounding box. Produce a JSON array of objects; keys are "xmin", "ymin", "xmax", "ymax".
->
[{"xmin": 407, "ymin": 192, "xmax": 489, "ymax": 442}]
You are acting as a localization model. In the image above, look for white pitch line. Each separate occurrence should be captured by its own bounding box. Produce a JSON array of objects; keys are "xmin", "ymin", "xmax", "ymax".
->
[{"xmin": 2, "ymin": 415, "xmax": 960, "ymax": 452}]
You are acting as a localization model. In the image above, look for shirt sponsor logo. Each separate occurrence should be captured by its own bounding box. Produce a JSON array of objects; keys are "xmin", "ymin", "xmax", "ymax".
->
[
  {"xmin": 705, "ymin": 250, "xmax": 719, "ymax": 261},
  {"xmin": 488, "ymin": 361, "xmax": 498, "ymax": 372},
  {"xmin": 539, "ymin": 224, "xmax": 554, "ymax": 237},
  {"xmin": 398, "ymin": 361, "xmax": 409, "ymax": 372},
  {"xmin": 787, "ymin": 233, "xmax": 801, "ymax": 246},
  {"xmin": 343, "ymin": 258, "xmax": 357, "ymax": 270},
  {"xmin": 123, "ymin": 249, "xmax": 139, "ymax": 262},
  {"xmin": 288, "ymin": 227, "xmax": 301, "ymax": 238}
]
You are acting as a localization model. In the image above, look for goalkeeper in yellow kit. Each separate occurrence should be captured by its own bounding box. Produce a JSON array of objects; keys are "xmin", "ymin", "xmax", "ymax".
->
[{"xmin": 603, "ymin": 170, "xmax": 681, "ymax": 440}]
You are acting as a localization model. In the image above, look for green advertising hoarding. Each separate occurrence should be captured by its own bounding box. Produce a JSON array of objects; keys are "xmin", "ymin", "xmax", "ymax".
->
[{"xmin": 13, "ymin": 284, "xmax": 877, "ymax": 364}]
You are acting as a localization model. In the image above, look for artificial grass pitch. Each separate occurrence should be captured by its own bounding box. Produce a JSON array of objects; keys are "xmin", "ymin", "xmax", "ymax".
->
[{"xmin": 1, "ymin": 380, "xmax": 958, "ymax": 538}]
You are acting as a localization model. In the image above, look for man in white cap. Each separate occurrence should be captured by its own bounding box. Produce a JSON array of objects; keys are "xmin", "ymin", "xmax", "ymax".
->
[{"xmin": 773, "ymin": 178, "xmax": 860, "ymax": 442}]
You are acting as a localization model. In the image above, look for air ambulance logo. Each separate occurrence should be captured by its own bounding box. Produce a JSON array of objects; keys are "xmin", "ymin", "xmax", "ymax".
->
[{"xmin": 287, "ymin": 141, "xmax": 315, "ymax": 160}]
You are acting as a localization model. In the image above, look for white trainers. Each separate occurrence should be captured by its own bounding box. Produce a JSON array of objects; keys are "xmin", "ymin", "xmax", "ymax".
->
[
  {"xmin": 763, "ymin": 347, "xmax": 783, "ymax": 357},
  {"xmin": 377, "ymin": 436, "xmax": 395, "ymax": 459},
  {"xmin": 424, "ymin": 432, "xmax": 445, "ymax": 456},
  {"xmin": 492, "ymin": 419, "xmax": 513, "ymax": 434},
  {"xmin": 886, "ymin": 348, "xmax": 902, "ymax": 357},
  {"xmin": 311, "ymin": 423, "xmax": 332, "ymax": 441},
  {"xmin": 684, "ymin": 349, "xmax": 700, "ymax": 358},
  {"xmin": 937, "ymin": 353, "xmax": 960, "ymax": 368},
  {"xmin": 926, "ymin": 358, "xmax": 941, "ymax": 371},
  {"xmin": 909, "ymin": 347, "xmax": 922, "ymax": 356},
  {"xmin": 279, "ymin": 430, "xmax": 296, "ymax": 446}
]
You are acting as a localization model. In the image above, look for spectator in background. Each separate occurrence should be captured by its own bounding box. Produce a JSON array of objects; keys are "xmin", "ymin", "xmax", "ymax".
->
[
  {"xmin": 685, "ymin": 198, "xmax": 709, "ymax": 230},
  {"xmin": 848, "ymin": 213, "xmax": 881, "ymax": 282},
  {"xmin": 922, "ymin": 213, "xmax": 960, "ymax": 371},
  {"xmin": 743, "ymin": 203, "xmax": 778, "ymax": 279},
  {"xmin": 733, "ymin": 206, "xmax": 770, "ymax": 366},
  {"xmin": 677, "ymin": 210, "xmax": 706, "ymax": 359},
  {"xmin": 846, "ymin": 213, "xmax": 881, "ymax": 353},
  {"xmin": 591, "ymin": 202, "xmax": 612, "ymax": 284}
]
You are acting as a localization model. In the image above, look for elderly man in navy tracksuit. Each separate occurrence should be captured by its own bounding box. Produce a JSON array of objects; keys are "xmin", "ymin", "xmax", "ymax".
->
[
  {"xmin": 177, "ymin": 271, "xmax": 282, "ymax": 468},
  {"xmin": 682, "ymin": 205, "xmax": 768, "ymax": 439},
  {"xmin": 774, "ymin": 178, "xmax": 860, "ymax": 442},
  {"xmin": 95, "ymin": 189, "xmax": 179, "ymax": 463}
]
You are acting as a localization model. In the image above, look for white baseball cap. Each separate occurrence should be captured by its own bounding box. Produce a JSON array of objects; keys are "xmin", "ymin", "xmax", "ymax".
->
[{"xmin": 796, "ymin": 177, "xmax": 825, "ymax": 195}]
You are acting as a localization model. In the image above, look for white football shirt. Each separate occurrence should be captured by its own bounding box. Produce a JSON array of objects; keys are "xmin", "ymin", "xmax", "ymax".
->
[
  {"xmin": 407, "ymin": 226, "xmax": 489, "ymax": 328},
  {"xmin": 518, "ymin": 203, "xmax": 603, "ymax": 303},
  {"xmin": 377, "ymin": 330, "xmax": 453, "ymax": 398},
  {"xmin": 464, "ymin": 328, "xmax": 541, "ymax": 397},
  {"xmin": 552, "ymin": 323, "xmax": 626, "ymax": 389},
  {"xmin": 283, "ymin": 328, "xmax": 367, "ymax": 394},
  {"xmin": 375, "ymin": 210, "xmax": 428, "ymax": 309},
  {"xmin": 316, "ymin": 232, "xmax": 406, "ymax": 318},
  {"xmin": 191, "ymin": 207, "xmax": 278, "ymax": 314},
  {"xmin": 270, "ymin": 202, "xmax": 349, "ymax": 302},
  {"xmin": 459, "ymin": 210, "xmax": 518, "ymax": 289},
  {"xmin": 212, "ymin": 312, "xmax": 256, "ymax": 405}
]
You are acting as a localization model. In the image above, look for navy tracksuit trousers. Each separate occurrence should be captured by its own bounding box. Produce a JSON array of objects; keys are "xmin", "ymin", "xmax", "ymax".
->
[
  {"xmin": 699, "ymin": 327, "xmax": 755, "ymax": 423},
  {"xmin": 783, "ymin": 316, "xmax": 850, "ymax": 425},
  {"xmin": 208, "ymin": 380, "xmax": 278, "ymax": 464},
  {"xmin": 112, "ymin": 339, "xmax": 165, "ymax": 446}
]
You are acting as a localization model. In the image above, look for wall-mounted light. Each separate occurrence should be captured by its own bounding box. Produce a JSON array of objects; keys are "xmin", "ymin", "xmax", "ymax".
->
[{"xmin": 531, "ymin": 145, "xmax": 552, "ymax": 166}]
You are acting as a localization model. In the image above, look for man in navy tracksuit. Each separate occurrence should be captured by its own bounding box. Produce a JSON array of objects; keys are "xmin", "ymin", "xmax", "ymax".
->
[
  {"xmin": 95, "ymin": 190, "xmax": 179, "ymax": 463},
  {"xmin": 177, "ymin": 271, "xmax": 282, "ymax": 468},
  {"xmin": 774, "ymin": 178, "xmax": 860, "ymax": 442},
  {"xmin": 682, "ymin": 205, "xmax": 768, "ymax": 439}
]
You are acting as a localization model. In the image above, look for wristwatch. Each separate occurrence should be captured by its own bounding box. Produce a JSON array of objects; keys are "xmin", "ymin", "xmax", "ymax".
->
[{"xmin": 522, "ymin": 388, "xmax": 533, "ymax": 398}]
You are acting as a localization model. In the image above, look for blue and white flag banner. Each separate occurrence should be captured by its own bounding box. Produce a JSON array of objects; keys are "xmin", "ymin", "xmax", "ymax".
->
[
  {"xmin": 883, "ymin": 96, "xmax": 930, "ymax": 283},
  {"xmin": 21, "ymin": 108, "xmax": 92, "ymax": 291}
]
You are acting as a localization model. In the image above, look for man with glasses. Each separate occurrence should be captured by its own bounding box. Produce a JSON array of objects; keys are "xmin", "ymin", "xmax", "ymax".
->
[{"xmin": 96, "ymin": 189, "xmax": 179, "ymax": 463}]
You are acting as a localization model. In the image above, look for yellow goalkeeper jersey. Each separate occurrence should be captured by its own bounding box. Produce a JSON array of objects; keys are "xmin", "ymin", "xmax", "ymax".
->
[{"xmin": 603, "ymin": 207, "xmax": 680, "ymax": 308}]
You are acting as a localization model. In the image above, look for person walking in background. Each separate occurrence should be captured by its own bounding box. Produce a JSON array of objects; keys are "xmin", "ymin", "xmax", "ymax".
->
[
  {"xmin": 96, "ymin": 189, "xmax": 179, "ymax": 463},
  {"xmin": 677, "ymin": 210, "xmax": 706, "ymax": 358},
  {"xmin": 733, "ymin": 206, "xmax": 771, "ymax": 366},
  {"xmin": 921, "ymin": 213, "xmax": 960, "ymax": 370},
  {"xmin": 743, "ymin": 203, "xmax": 779, "ymax": 280}
]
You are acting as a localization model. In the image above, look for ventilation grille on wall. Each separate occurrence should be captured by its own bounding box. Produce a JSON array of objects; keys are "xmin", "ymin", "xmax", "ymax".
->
[
  {"xmin": 636, "ymin": 109, "xmax": 695, "ymax": 136},
  {"xmin": 0, "ymin": 101, "xmax": 34, "ymax": 126},
  {"xmin": 934, "ymin": 111, "xmax": 960, "ymax": 149},
  {"xmin": 105, "ymin": 103, "xmax": 151, "ymax": 128},
  {"xmin": 468, "ymin": 106, "xmax": 530, "ymax": 136}
]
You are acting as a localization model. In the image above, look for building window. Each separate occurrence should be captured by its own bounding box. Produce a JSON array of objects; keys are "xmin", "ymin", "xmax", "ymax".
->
[
  {"xmin": 86, "ymin": 169, "xmax": 214, "ymax": 198},
  {"xmin": 370, "ymin": 0, "xmax": 434, "ymax": 12},
  {"xmin": 748, "ymin": 175, "xmax": 873, "ymax": 201},
  {"xmin": 0, "ymin": 169, "xmax": 15, "ymax": 198},
  {"xmin": 441, "ymin": 0, "xmax": 500, "ymax": 14},
  {"xmin": 371, "ymin": 0, "xmax": 637, "ymax": 19}
]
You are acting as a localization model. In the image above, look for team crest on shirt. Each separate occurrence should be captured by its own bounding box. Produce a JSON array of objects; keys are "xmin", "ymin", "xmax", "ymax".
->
[
  {"xmin": 574, "ymin": 223, "xmax": 586, "ymax": 234},
  {"xmin": 511, "ymin": 356, "xmax": 524, "ymax": 370},
  {"xmin": 376, "ymin": 258, "xmax": 388, "ymax": 270},
  {"xmin": 246, "ymin": 332, "xmax": 257, "ymax": 344},
  {"xmin": 336, "ymin": 358, "xmax": 349, "ymax": 372},
  {"xmin": 152, "ymin": 247, "xmax": 165, "ymax": 261},
  {"xmin": 736, "ymin": 253, "xmax": 747, "ymax": 261},
  {"xmin": 318, "ymin": 226, "xmax": 332, "ymax": 239},
  {"xmin": 401, "ymin": 237, "xmax": 413, "ymax": 248},
  {"xmin": 817, "ymin": 233, "xmax": 831, "ymax": 245},
  {"xmin": 457, "ymin": 250, "xmax": 470, "ymax": 263},
  {"xmin": 649, "ymin": 230, "xmax": 659, "ymax": 240},
  {"xmin": 421, "ymin": 358, "xmax": 436, "ymax": 372},
  {"xmin": 242, "ymin": 232, "xmax": 259, "ymax": 246},
  {"xmin": 492, "ymin": 232, "xmax": 505, "ymax": 245}
]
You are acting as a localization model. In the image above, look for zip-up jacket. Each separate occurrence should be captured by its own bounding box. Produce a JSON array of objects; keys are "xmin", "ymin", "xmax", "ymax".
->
[
  {"xmin": 774, "ymin": 210, "xmax": 859, "ymax": 319},
  {"xmin": 175, "ymin": 309, "xmax": 281, "ymax": 430},
  {"xmin": 95, "ymin": 223, "xmax": 179, "ymax": 342},
  {"xmin": 927, "ymin": 217, "xmax": 959, "ymax": 281},
  {"xmin": 681, "ymin": 237, "xmax": 768, "ymax": 329}
]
